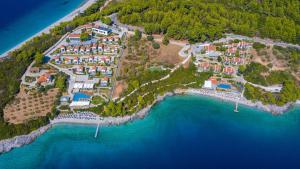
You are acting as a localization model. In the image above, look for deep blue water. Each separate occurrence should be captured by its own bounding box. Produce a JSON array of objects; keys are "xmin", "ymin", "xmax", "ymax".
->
[
  {"xmin": 1, "ymin": 95, "xmax": 300, "ymax": 169},
  {"xmin": 0, "ymin": 0, "xmax": 86, "ymax": 55}
]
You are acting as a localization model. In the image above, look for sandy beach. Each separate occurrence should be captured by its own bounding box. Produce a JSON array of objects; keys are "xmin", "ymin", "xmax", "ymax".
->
[{"xmin": 0, "ymin": 0, "xmax": 97, "ymax": 58}]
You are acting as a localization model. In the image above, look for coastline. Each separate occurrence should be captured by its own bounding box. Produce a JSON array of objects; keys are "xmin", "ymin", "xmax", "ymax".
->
[
  {"xmin": 0, "ymin": 0, "xmax": 97, "ymax": 58},
  {"xmin": 178, "ymin": 88, "xmax": 294, "ymax": 115},
  {"xmin": 0, "ymin": 93, "xmax": 172, "ymax": 154},
  {"xmin": 1, "ymin": 89, "xmax": 298, "ymax": 154},
  {"xmin": 0, "ymin": 124, "xmax": 51, "ymax": 154}
]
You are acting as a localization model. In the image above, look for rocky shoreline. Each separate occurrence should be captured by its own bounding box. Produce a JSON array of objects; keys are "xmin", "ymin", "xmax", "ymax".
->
[
  {"xmin": 0, "ymin": 93, "xmax": 173, "ymax": 154},
  {"xmin": 1, "ymin": 90, "xmax": 298, "ymax": 154},
  {"xmin": 0, "ymin": 124, "xmax": 51, "ymax": 154}
]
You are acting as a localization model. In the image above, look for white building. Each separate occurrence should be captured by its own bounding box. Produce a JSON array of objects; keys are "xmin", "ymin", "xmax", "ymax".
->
[
  {"xmin": 203, "ymin": 80, "xmax": 213, "ymax": 89},
  {"xmin": 92, "ymin": 26, "xmax": 112, "ymax": 36}
]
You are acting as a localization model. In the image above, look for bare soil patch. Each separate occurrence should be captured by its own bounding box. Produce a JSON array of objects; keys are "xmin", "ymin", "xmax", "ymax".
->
[
  {"xmin": 251, "ymin": 45, "xmax": 288, "ymax": 71},
  {"xmin": 112, "ymin": 80, "xmax": 127, "ymax": 99},
  {"xmin": 148, "ymin": 42, "xmax": 183, "ymax": 65}
]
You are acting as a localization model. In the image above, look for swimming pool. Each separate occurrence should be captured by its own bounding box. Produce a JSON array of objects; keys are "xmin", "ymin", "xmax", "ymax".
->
[
  {"xmin": 73, "ymin": 92, "xmax": 91, "ymax": 101},
  {"xmin": 217, "ymin": 84, "xmax": 231, "ymax": 89}
]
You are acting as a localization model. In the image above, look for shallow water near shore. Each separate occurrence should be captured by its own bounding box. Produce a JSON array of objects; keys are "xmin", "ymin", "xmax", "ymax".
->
[
  {"xmin": 1, "ymin": 95, "xmax": 300, "ymax": 169},
  {"xmin": 0, "ymin": 0, "xmax": 86, "ymax": 56}
]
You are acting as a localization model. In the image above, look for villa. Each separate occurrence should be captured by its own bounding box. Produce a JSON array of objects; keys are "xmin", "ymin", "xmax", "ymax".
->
[
  {"xmin": 198, "ymin": 62, "xmax": 210, "ymax": 72},
  {"xmin": 97, "ymin": 66, "xmax": 107, "ymax": 73},
  {"xmin": 231, "ymin": 57, "xmax": 244, "ymax": 65},
  {"xmin": 224, "ymin": 57, "xmax": 244, "ymax": 65},
  {"xmin": 74, "ymin": 46, "xmax": 80, "ymax": 54},
  {"xmin": 92, "ymin": 43, "xmax": 98, "ymax": 53},
  {"xmin": 88, "ymin": 66, "xmax": 97, "ymax": 75},
  {"xmin": 100, "ymin": 77, "xmax": 109, "ymax": 87},
  {"xmin": 73, "ymin": 57, "xmax": 80, "ymax": 64},
  {"xmin": 225, "ymin": 47, "xmax": 237, "ymax": 56},
  {"xmin": 60, "ymin": 45, "xmax": 66, "ymax": 53},
  {"xmin": 76, "ymin": 66, "xmax": 84, "ymax": 74},
  {"xmin": 66, "ymin": 46, "xmax": 72, "ymax": 53},
  {"xmin": 54, "ymin": 56, "xmax": 61, "ymax": 64},
  {"xmin": 103, "ymin": 45, "xmax": 111, "ymax": 53},
  {"xmin": 212, "ymin": 64, "xmax": 222, "ymax": 73},
  {"xmin": 98, "ymin": 45, "xmax": 103, "ymax": 53},
  {"xmin": 64, "ymin": 58, "xmax": 72, "ymax": 64},
  {"xmin": 223, "ymin": 66, "xmax": 235, "ymax": 75},
  {"xmin": 37, "ymin": 73, "xmax": 53, "ymax": 85},
  {"xmin": 88, "ymin": 56, "xmax": 94, "ymax": 63}
]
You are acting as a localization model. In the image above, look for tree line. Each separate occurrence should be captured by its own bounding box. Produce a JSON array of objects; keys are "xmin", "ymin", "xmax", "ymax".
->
[{"xmin": 102, "ymin": 0, "xmax": 300, "ymax": 44}]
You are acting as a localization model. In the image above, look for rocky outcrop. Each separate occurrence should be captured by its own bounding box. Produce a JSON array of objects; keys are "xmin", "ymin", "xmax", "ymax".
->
[
  {"xmin": 255, "ymin": 102, "xmax": 292, "ymax": 115},
  {"xmin": 0, "ymin": 124, "xmax": 51, "ymax": 154}
]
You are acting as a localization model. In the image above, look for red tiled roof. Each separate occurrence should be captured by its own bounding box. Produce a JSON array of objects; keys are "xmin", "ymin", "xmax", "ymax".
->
[
  {"xmin": 223, "ymin": 66, "xmax": 235, "ymax": 74},
  {"xmin": 200, "ymin": 62, "xmax": 210, "ymax": 68},
  {"xmin": 205, "ymin": 44, "xmax": 216, "ymax": 52},
  {"xmin": 37, "ymin": 73, "xmax": 51, "ymax": 84},
  {"xmin": 212, "ymin": 64, "xmax": 221, "ymax": 72},
  {"xmin": 69, "ymin": 34, "xmax": 81, "ymax": 38},
  {"xmin": 227, "ymin": 47, "xmax": 237, "ymax": 54}
]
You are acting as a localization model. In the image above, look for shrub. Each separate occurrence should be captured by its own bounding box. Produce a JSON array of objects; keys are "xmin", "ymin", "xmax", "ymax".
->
[
  {"xmin": 133, "ymin": 29, "xmax": 142, "ymax": 41},
  {"xmin": 162, "ymin": 36, "xmax": 169, "ymax": 45},
  {"xmin": 152, "ymin": 42, "xmax": 160, "ymax": 49},
  {"xmin": 147, "ymin": 35, "xmax": 154, "ymax": 41},
  {"xmin": 253, "ymin": 42, "xmax": 266, "ymax": 51}
]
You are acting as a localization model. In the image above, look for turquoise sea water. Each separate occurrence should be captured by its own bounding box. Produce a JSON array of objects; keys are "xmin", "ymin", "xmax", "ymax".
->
[
  {"xmin": 1, "ymin": 95, "xmax": 300, "ymax": 169},
  {"xmin": 0, "ymin": 0, "xmax": 86, "ymax": 56}
]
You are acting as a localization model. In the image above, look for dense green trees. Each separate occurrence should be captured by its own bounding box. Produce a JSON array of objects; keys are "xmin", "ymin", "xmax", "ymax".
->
[
  {"xmin": 253, "ymin": 42, "xmax": 266, "ymax": 51},
  {"xmin": 103, "ymin": 0, "xmax": 300, "ymax": 44},
  {"xmin": 34, "ymin": 52, "xmax": 44, "ymax": 66},
  {"xmin": 80, "ymin": 32, "xmax": 90, "ymax": 41},
  {"xmin": 102, "ymin": 17, "xmax": 113, "ymax": 25},
  {"xmin": 244, "ymin": 80, "xmax": 300, "ymax": 106},
  {"xmin": 242, "ymin": 62, "xmax": 295, "ymax": 86},
  {"xmin": 55, "ymin": 73, "xmax": 68, "ymax": 92}
]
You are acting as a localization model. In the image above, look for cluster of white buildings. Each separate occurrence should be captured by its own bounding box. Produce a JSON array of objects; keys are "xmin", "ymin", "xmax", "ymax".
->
[
  {"xmin": 60, "ymin": 43, "xmax": 119, "ymax": 55},
  {"xmin": 73, "ymin": 65, "xmax": 112, "ymax": 76},
  {"xmin": 53, "ymin": 55, "xmax": 113, "ymax": 65}
]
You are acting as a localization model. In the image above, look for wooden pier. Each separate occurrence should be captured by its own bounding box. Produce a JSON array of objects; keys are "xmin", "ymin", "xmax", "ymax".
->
[
  {"xmin": 234, "ymin": 87, "xmax": 245, "ymax": 113},
  {"xmin": 234, "ymin": 102, "xmax": 239, "ymax": 112},
  {"xmin": 94, "ymin": 123, "xmax": 100, "ymax": 138}
]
